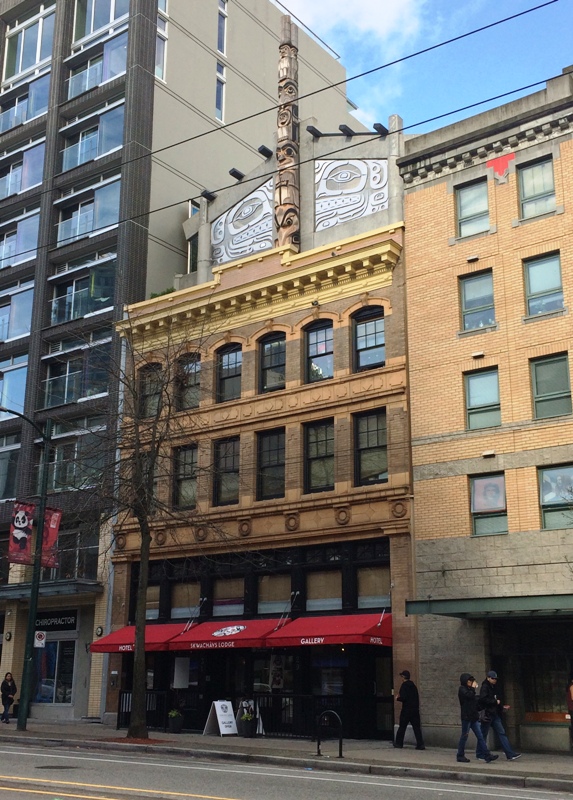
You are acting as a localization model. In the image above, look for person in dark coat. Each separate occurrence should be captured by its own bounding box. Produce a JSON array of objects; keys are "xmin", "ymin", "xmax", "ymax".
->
[
  {"xmin": 1, "ymin": 672, "xmax": 17, "ymax": 723},
  {"xmin": 476, "ymin": 670, "xmax": 521, "ymax": 761},
  {"xmin": 456, "ymin": 672, "xmax": 498, "ymax": 763},
  {"xmin": 394, "ymin": 670, "xmax": 425, "ymax": 749}
]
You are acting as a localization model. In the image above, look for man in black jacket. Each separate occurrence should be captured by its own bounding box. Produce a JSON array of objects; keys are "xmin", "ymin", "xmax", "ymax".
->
[
  {"xmin": 456, "ymin": 673, "xmax": 498, "ymax": 763},
  {"xmin": 394, "ymin": 670, "xmax": 425, "ymax": 749},
  {"xmin": 476, "ymin": 671, "xmax": 521, "ymax": 761}
]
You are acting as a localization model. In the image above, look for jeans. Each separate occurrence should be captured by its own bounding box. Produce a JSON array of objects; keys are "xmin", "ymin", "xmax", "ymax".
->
[
  {"xmin": 457, "ymin": 719, "xmax": 491, "ymax": 758},
  {"xmin": 477, "ymin": 714, "xmax": 516, "ymax": 759},
  {"xmin": 1, "ymin": 702, "xmax": 11, "ymax": 722}
]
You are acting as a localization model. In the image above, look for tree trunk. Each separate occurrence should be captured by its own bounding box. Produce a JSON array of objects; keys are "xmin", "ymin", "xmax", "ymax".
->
[{"xmin": 127, "ymin": 516, "xmax": 152, "ymax": 739}]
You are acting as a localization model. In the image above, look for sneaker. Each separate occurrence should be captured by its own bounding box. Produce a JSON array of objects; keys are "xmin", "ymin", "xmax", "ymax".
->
[
  {"xmin": 507, "ymin": 754, "xmax": 521, "ymax": 761},
  {"xmin": 476, "ymin": 756, "xmax": 486, "ymax": 761},
  {"xmin": 485, "ymin": 754, "xmax": 499, "ymax": 763},
  {"xmin": 457, "ymin": 756, "xmax": 470, "ymax": 763}
]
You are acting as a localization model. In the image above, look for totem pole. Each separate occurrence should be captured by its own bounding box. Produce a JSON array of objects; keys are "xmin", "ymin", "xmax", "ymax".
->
[{"xmin": 274, "ymin": 16, "xmax": 300, "ymax": 250}]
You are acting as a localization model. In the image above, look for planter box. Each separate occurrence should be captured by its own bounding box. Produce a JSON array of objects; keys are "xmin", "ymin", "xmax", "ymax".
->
[{"xmin": 168, "ymin": 715, "xmax": 183, "ymax": 733}]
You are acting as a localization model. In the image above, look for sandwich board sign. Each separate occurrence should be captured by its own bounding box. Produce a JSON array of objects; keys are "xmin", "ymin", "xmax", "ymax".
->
[{"xmin": 203, "ymin": 700, "xmax": 238, "ymax": 736}]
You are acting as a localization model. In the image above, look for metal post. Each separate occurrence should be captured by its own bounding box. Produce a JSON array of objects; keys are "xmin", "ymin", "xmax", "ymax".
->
[{"xmin": 0, "ymin": 406, "xmax": 51, "ymax": 732}]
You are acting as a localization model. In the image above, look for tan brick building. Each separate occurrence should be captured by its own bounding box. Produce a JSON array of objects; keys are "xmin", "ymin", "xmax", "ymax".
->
[{"xmin": 400, "ymin": 67, "xmax": 573, "ymax": 751}]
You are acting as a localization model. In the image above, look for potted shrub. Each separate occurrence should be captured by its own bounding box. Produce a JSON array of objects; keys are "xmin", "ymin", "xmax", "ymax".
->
[
  {"xmin": 241, "ymin": 709, "xmax": 257, "ymax": 738},
  {"xmin": 168, "ymin": 709, "xmax": 184, "ymax": 733}
]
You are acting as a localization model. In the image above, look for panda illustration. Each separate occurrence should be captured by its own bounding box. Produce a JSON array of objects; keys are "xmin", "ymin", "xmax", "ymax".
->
[{"xmin": 12, "ymin": 508, "xmax": 32, "ymax": 550}]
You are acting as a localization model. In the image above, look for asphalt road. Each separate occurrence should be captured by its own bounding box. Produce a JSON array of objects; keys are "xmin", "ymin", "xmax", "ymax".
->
[{"xmin": 0, "ymin": 745, "xmax": 570, "ymax": 800}]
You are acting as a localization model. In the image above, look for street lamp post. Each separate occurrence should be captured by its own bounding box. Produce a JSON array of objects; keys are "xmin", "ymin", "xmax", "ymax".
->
[{"xmin": 0, "ymin": 406, "xmax": 51, "ymax": 731}]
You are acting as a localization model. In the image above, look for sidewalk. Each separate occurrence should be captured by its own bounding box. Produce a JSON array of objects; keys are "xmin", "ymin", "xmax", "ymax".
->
[{"xmin": 1, "ymin": 718, "xmax": 572, "ymax": 793}]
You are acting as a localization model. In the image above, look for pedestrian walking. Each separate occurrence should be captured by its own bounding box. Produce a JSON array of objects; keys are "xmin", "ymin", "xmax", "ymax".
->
[
  {"xmin": 394, "ymin": 670, "xmax": 425, "ymax": 750},
  {"xmin": 456, "ymin": 672, "xmax": 498, "ymax": 763},
  {"xmin": 476, "ymin": 670, "xmax": 521, "ymax": 761},
  {"xmin": 1, "ymin": 672, "xmax": 17, "ymax": 723}
]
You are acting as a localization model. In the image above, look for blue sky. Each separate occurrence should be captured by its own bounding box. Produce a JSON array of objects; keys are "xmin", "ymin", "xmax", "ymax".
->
[{"xmin": 276, "ymin": 0, "xmax": 572, "ymax": 133}]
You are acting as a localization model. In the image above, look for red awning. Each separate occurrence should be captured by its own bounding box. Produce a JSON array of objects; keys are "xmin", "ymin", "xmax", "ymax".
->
[
  {"xmin": 90, "ymin": 623, "xmax": 188, "ymax": 653},
  {"xmin": 264, "ymin": 613, "xmax": 392, "ymax": 647},
  {"xmin": 168, "ymin": 618, "xmax": 290, "ymax": 651}
]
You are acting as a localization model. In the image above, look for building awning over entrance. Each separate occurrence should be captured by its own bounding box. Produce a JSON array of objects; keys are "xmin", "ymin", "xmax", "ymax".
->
[
  {"xmin": 264, "ymin": 613, "xmax": 392, "ymax": 647},
  {"xmin": 405, "ymin": 594, "xmax": 573, "ymax": 618},
  {"xmin": 90, "ymin": 623, "xmax": 188, "ymax": 653},
  {"xmin": 168, "ymin": 618, "xmax": 290, "ymax": 650}
]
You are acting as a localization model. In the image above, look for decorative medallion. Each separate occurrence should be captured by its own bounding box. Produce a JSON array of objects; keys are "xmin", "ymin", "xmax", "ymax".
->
[
  {"xmin": 115, "ymin": 534, "xmax": 126, "ymax": 550},
  {"xmin": 284, "ymin": 512, "xmax": 299, "ymax": 532},
  {"xmin": 391, "ymin": 501, "xmax": 408, "ymax": 519},
  {"xmin": 211, "ymin": 178, "xmax": 274, "ymax": 265},
  {"xmin": 194, "ymin": 526, "xmax": 208, "ymax": 542},
  {"xmin": 238, "ymin": 518, "xmax": 252, "ymax": 538},
  {"xmin": 334, "ymin": 505, "xmax": 351, "ymax": 526},
  {"xmin": 155, "ymin": 531, "xmax": 166, "ymax": 546},
  {"xmin": 315, "ymin": 159, "xmax": 389, "ymax": 231}
]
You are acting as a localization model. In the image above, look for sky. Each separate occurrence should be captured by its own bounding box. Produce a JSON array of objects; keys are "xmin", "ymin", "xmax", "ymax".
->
[{"xmin": 273, "ymin": 0, "xmax": 572, "ymax": 133}]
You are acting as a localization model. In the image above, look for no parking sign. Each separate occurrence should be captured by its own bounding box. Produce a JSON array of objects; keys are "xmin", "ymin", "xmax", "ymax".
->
[{"xmin": 34, "ymin": 631, "xmax": 46, "ymax": 648}]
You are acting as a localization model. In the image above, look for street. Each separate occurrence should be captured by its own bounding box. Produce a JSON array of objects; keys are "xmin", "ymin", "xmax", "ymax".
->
[{"xmin": 0, "ymin": 745, "xmax": 570, "ymax": 800}]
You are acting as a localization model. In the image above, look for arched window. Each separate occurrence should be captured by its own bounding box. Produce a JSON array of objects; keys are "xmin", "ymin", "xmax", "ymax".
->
[
  {"xmin": 353, "ymin": 306, "xmax": 385, "ymax": 371},
  {"xmin": 139, "ymin": 363, "xmax": 162, "ymax": 417},
  {"xmin": 305, "ymin": 320, "xmax": 333, "ymax": 383},
  {"xmin": 259, "ymin": 333, "xmax": 286, "ymax": 393},
  {"xmin": 216, "ymin": 343, "xmax": 242, "ymax": 402},
  {"xmin": 176, "ymin": 353, "xmax": 200, "ymax": 410}
]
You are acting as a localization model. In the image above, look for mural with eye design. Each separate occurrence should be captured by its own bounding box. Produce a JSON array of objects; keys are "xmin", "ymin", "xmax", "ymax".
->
[
  {"xmin": 211, "ymin": 178, "xmax": 274, "ymax": 265},
  {"xmin": 315, "ymin": 159, "xmax": 389, "ymax": 231}
]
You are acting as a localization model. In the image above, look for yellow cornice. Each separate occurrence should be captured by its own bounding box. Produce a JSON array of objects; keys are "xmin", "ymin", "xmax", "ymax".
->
[{"xmin": 120, "ymin": 228, "xmax": 403, "ymax": 344}]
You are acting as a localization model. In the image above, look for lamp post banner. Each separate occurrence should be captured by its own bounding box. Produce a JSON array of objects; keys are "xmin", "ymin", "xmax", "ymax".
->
[
  {"xmin": 41, "ymin": 507, "xmax": 62, "ymax": 568},
  {"xmin": 9, "ymin": 502, "xmax": 35, "ymax": 565}
]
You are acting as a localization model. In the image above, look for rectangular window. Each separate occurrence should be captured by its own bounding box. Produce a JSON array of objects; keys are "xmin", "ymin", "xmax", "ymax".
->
[
  {"xmin": 456, "ymin": 180, "xmax": 489, "ymax": 237},
  {"xmin": 215, "ymin": 62, "xmax": 225, "ymax": 121},
  {"xmin": 0, "ymin": 142, "xmax": 44, "ymax": 200},
  {"xmin": 465, "ymin": 369, "xmax": 501, "ymax": 429},
  {"xmin": 62, "ymin": 105, "xmax": 124, "ymax": 171},
  {"xmin": 524, "ymin": 253, "xmax": 563, "ymax": 316},
  {"xmin": 257, "ymin": 574, "xmax": 291, "ymax": 614},
  {"xmin": 539, "ymin": 466, "xmax": 573, "ymax": 530},
  {"xmin": 68, "ymin": 32, "xmax": 128, "ymax": 98},
  {"xmin": 57, "ymin": 179, "xmax": 120, "ymax": 245},
  {"xmin": 531, "ymin": 354, "xmax": 572, "ymax": 419},
  {"xmin": 0, "ymin": 212, "xmax": 40, "ymax": 269},
  {"xmin": 43, "ymin": 340, "xmax": 110, "ymax": 407},
  {"xmin": 214, "ymin": 437, "xmax": 240, "ymax": 505},
  {"xmin": 257, "ymin": 428, "xmax": 285, "ymax": 500},
  {"xmin": 176, "ymin": 354, "xmax": 200, "ymax": 410},
  {"xmin": 470, "ymin": 474, "xmax": 507, "ymax": 536},
  {"xmin": 357, "ymin": 566, "xmax": 391, "ymax": 609},
  {"xmin": 354, "ymin": 309, "xmax": 385, "ymax": 371},
  {"xmin": 0, "ymin": 73, "xmax": 50, "ymax": 133},
  {"xmin": 305, "ymin": 419, "xmax": 334, "ymax": 493},
  {"xmin": 0, "ymin": 286, "xmax": 33, "ymax": 340},
  {"xmin": 460, "ymin": 271, "xmax": 495, "ymax": 330},
  {"xmin": 155, "ymin": 4, "xmax": 168, "ymax": 79},
  {"xmin": 173, "ymin": 446, "xmax": 197, "ymax": 509},
  {"xmin": 74, "ymin": 0, "xmax": 129, "ymax": 41},
  {"xmin": 46, "ymin": 431, "xmax": 105, "ymax": 491},
  {"xmin": 0, "ymin": 355, "xmax": 28, "ymax": 419},
  {"xmin": 217, "ymin": 0, "xmax": 227, "ymax": 54},
  {"xmin": 213, "ymin": 577, "xmax": 244, "ymax": 616},
  {"xmin": 306, "ymin": 570, "xmax": 342, "ymax": 611},
  {"xmin": 51, "ymin": 259, "xmax": 115, "ymax": 324},
  {"xmin": 354, "ymin": 411, "xmax": 388, "ymax": 485},
  {"xmin": 260, "ymin": 335, "xmax": 286, "ymax": 392},
  {"xmin": 171, "ymin": 582, "xmax": 201, "ymax": 620},
  {"xmin": 4, "ymin": 5, "xmax": 55, "ymax": 80},
  {"xmin": 306, "ymin": 322, "xmax": 333, "ymax": 382},
  {"xmin": 139, "ymin": 363, "xmax": 162, "ymax": 417},
  {"xmin": 0, "ymin": 435, "xmax": 20, "ymax": 501},
  {"xmin": 519, "ymin": 159, "xmax": 556, "ymax": 219},
  {"xmin": 217, "ymin": 345, "xmax": 241, "ymax": 402}
]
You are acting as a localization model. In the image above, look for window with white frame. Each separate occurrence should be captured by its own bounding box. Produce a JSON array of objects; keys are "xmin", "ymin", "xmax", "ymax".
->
[
  {"xmin": 74, "ymin": 0, "xmax": 130, "ymax": 42},
  {"xmin": 215, "ymin": 62, "xmax": 225, "ymax": 121},
  {"xmin": 0, "ymin": 433, "xmax": 20, "ymax": 501},
  {"xmin": 45, "ymin": 431, "xmax": 105, "ymax": 491},
  {"xmin": 465, "ymin": 369, "xmax": 501, "ymax": 429},
  {"xmin": 456, "ymin": 180, "xmax": 489, "ymax": 237},
  {"xmin": 56, "ymin": 178, "xmax": 120, "ymax": 246},
  {"xmin": 43, "ymin": 334, "xmax": 111, "ymax": 407},
  {"xmin": 524, "ymin": 253, "xmax": 564, "ymax": 316},
  {"xmin": 0, "ymin": 210, "xmax": 40, "ymax": 269},
  {"xmin": 3, "ymin": 4, "xmax": 55, "ymax": 81},
  {"xmin": 62, "ymin": 104, "xmax": 124, "ymax": 171},
  {"xmin": 0, "ymin": 284, "xmax": 33, "ymax": 341},
  {"xmin": 0, "ymin": 142, "xmax": 45, "ymax": 200},
  {"xmin": 217, "ymin": 0, "xmax": 227, "ymax": 54},
  {"xmin": 470, "ymin": 474, "xmax": 507, "ymax": 536},
  {"xmin": 0, "ymin": 73, "xmax": 50, "ymax": 133},
  {"xmin": 0, "ymin": 353, "xmax": 28, "ymax": 419},
  {"xmin": 51, "ymin": 259, "xmax": 115, "ymax": 325},
  {"xmin": 68, "ymin": 32, "xmax": 127, "ymax": 98},
  {"xmin": 539, "ymin": 465, "xmax": 573, "ymax": 530},
  {"xmin": 518, "ymin": 159, "xmax": 556, "ymax": 219},
  {"xmin": 155, "ymin": 4, "xmax": 168, "ymax": 79}
]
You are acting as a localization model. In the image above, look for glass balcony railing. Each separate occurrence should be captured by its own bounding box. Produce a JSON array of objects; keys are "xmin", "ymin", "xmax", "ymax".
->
[
  {"xmin": 43, "ymin": 371, "xmax": 82, "ymax": 407},
  {"xmin": 0, "ymin": 101, "xmax": 28, "ymax": 134},
  {"xmin": 0, "ymin": 170, "xmax": 22, "ymax": 200},
  {"xmin": 51, "ymin": 286, "xmax": 110, "ymax": 324},
  {"xmin": 57, "ymin": 208, "xmax": 94, "ymax": 245},
  {"xmin": 41, "ymin": 544, "xmax": 99, "ymax": 581},
  {"xmin": 0, "ymin": 242, "xmax": 17, "ymax": 270},
  {"xmin": 62, "ymin": 135, "xmax": 99, "ymax": 171},
  {"xmin": 67, "ymin": 61, "xmax": 103, "ymax": 99}
]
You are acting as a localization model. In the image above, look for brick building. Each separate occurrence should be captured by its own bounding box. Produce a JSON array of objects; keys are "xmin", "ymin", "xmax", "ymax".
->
[{"xmin": 400, "ymin": 67, "xmax": 573, "ymax": 751}]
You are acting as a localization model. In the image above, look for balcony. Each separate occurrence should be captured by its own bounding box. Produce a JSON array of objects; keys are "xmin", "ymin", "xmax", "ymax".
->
[
  {"xmin": 0, "ymin": 102, "xmax": 27, "ymax": 134},
  {"xmin": 43, "ymin": 370, "xmax": 82, "ymax": 407},
  {"xmin": 57, "ymin": 207, "xmax": 94, "ymax": 245},
  {"xmin": 0, "ymin": 241, "xmax": 16, "ymax": 270},
  {"xmin": 0, "ymin": 170, "xmax": 22, "ymax": 200},
  {"xmin": 67, "ymin": 61, "xmax": 103, "ymax": 99},
  {"xmin": 62, "ymin": 135, "xmax": 99, "ymax": 171}
]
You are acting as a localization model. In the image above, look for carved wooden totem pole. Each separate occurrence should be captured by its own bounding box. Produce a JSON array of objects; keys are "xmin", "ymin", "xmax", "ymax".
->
[{"xmin": 274, "ymin": 16, "xmax": 300, "ymax": 251}]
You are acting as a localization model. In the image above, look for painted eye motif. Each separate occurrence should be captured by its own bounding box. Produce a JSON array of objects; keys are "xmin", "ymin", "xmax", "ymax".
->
[{"xmin": 234, "ymin": 199, "xmax": 262, "ymax": 223}]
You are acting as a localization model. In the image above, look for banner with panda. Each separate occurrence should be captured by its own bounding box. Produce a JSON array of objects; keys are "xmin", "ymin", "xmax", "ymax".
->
[{"xmin": 9, "ymin": 502, "xmax": 35, "ymax": 565}]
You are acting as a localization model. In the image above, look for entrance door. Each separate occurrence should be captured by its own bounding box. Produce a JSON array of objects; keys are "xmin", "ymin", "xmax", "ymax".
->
[{"xmin": 373, "ymin": 653, "xmax": 394, "ymax": 738}]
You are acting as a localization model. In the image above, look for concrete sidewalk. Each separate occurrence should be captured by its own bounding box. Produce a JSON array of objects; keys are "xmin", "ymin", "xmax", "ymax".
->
[{"xmin": 1, "ymin": 719, "xmax": 573, "ymax": 793}]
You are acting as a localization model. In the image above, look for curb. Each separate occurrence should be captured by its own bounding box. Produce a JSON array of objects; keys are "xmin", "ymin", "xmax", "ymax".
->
[{"xmin": 6, "ymin": 735, "xmax": 573, "ymax": 791}]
